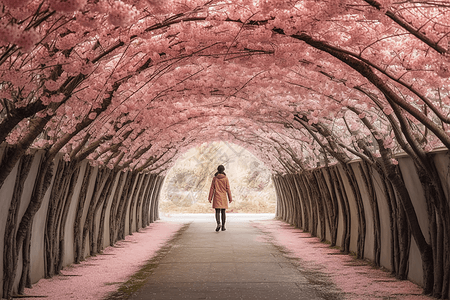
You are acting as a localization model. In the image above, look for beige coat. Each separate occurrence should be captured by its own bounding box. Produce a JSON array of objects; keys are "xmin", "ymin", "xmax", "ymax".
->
[{"xmin": 208, "ymin": 174, "xmax": 233, "ymax": 209}]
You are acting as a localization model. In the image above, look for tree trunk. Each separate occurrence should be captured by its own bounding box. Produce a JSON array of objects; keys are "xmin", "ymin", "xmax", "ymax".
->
[
  {"xmin": 82, "ymin": 168, "xmax": 111, "ymax": 256},
  {"xmin": 108, "ymin": 172, "xmax": 126, "ymax": 246},
  {"xmin": 305, "ymin": 172, "xmax": 319, "ymax": 237},
  {"xmin": 154, "ymin": 178, "xmax": 161, "ymax": 222},
  {"xmin": 116, "ymin": 172, "xmax": 136, "ymax": 240},
  {"xmin": 380, "ymin": 174, "xmax": 398, "ymax": 275},
  {"xmin": 0, "ymin": 101, "xmax": 45, "ymax": 145},
  {"xmin": 294, "ymin": 174, "xmax": 309, "ymax": 231},
  {"xmin": 311, "ymin": 171, "xmax": 327, "ymax": 241},
  {"xmin": 397, "ymin": 190, "xmax": 411, "ymax": 280},
  {"xmin": 135, "ymin": 174, "xmax": 151, "ymax": 232},
  {"xmin": 316, "ymin": 169, "xmax": 338, "ymax": 245},
  {"xmin": 2, "ymin": 154, "xmax": 34, "ymax": 299},
  {"xmin": 18, "ymin": 227, "xmax": 32, "ymax": 294},
  {"xmin": 302, "ymin": 173, "xmax": 316, "ymax": 234},
  {"xmin": 128, "ymin": 174, "xmax": 144, "ymax": 235},
  {"xmin": 90, "ymin": 170, "xmax": 115, "ymax": 255},
  {"xmin": 293, "ymin": 175, "xmax": 304, "ymax": 229},
  {"xmin": 324, "ymin": 166, "xmax": 339, "ymax": 247},
  {"xmin": 55, "ymin": 164, "xmax": 81, "ymax": 274},
  {"xmin": 347, "ymin": 164, "xmax": 366, "ymax": 259},
  {"xmin": 97, "ymin": 172, "xmax": 118, "ymax": 253},
  {"xmin": 279, "ymin": 176, "xmax": 288, "ymax": 223},
  {"xmin": 415, "ymin": 157, "xmax": 450, "ymax": 298},
  {"xmin": 282, "ymin": 175, "xmax": 295, "ymax": 225},
  {"xmin": 142, "ymin": 174, "xmax": 156, "ymax": 227},
  {"xmin": 359, "ymin": 162, "xmax": 381, "ymax": 266},
  {"xmin": 273, "ymin": 176, "xmax": 282, "ymax": 219},
  {"xmin": 298, "ymin": 174, "xmax": 313, "ymax": 232},
  {"xmin": 384, "ymin": 162, "xmax": 433, "ymax": 293},
  {"xmin": 7, "ymin": 156, "xmax": 54, "ymax": 298},
  {"xmin": 74, "ymin": 165, "xmax": 93, "ymax": 263},
  {"xmin": 0, "ymin": 117, "xmax": 51, "ymax": 192},
  {"xmin": 44, "ymin": 160, "xmax": 68, "ymax": 278},
  {"xmin": 151, "ymin": 176, "xmax": 164, "ymax": 223},
  {"xmin": 333, "ymin": 167, "xmax": 351, "ymax": 254}
]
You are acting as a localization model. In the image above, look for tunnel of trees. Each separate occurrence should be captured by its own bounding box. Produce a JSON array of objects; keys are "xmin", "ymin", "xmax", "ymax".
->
[{"xmin": 0, "ymin": 0, "xmax": 450, "ymax": 299}]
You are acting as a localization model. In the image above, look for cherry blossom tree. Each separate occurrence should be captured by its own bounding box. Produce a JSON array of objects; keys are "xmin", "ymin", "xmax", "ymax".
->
[{"xmin": 1, "ymin": 0, "xmax": 450, "ymax": 298}]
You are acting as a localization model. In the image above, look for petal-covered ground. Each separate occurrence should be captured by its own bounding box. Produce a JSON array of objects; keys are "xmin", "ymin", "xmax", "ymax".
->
[
  {"xmin": 253, "ymin": 220, "xmax": 431, "ymax": 300},
  {"xmin": 23, "ymin": 215, "xmax": 431, "ymax": 299},
  {"xmin": 24, "ymin": 222, "xmax": 182, "ymax": 300}
]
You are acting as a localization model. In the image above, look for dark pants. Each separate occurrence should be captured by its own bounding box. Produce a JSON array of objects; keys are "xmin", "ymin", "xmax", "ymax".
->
[{"xmin": 215, "ymin": 208, "xmax": 226, "ymax": 226}]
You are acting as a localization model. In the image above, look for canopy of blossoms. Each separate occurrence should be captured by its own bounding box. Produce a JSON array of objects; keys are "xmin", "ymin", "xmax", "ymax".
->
[
  {"xmin": 0, "ymin": 0, "xmax": 449, "ymax": 176},
  {"xmin": 2, "ymin": 1, "xmax": 450, "ymax": 299}
]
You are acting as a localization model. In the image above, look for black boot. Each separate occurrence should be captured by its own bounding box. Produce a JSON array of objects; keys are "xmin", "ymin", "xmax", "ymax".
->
[
  {"xmin": 221, "ymin": 209, "xmax": 226, "ymax": 231},
  {"xmin": 215, "ymin": 209, "xmax": 221, "ymax": 232}
]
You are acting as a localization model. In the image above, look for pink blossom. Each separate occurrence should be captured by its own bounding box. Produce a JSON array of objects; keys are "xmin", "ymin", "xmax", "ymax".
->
[
  {"xmin": 383, "ymin": 136, "xmax": 395, "ymax": 149},
  {"xmin": 383, "ymin": 106, "xmax": 393, "ymax": 115},
  {"xmin": 56, "ymin": 33, "xmax": 78, "ymax": 50},
  {"xmin": 0, "ymin": 23, "xmax": 19, "ymax": 45},
  {"xmin": 24, "ymin": 223, "xmax": 181, "ymax": 300},
  {"xmin": 108, "ymin": 1, "xmax": 137, "ymax": 27},
  {"xmin": 50, "ymin": 94, "xmax": 65, "ymax": 103},
  {"xmin": 0, "ymin": 0, "xmax": 448, "ymax": 175},
  {"xmin": 436, "ymin": 63, "xmax": 450, "ymax": 78},
  {"xmin": 349, "ymin": 121, "xmax": 360, "ymax": 131},
  {"xmin": 15, "ymin": 28, "xmax": 41, "ymax": 52},
  {"xmin": 254, "ymin": 220, "xmax": 428, "ymax": 300},
  {"xmin": 62, "ymin": 60, "xmax": 83, "ymax": 75},
  {"xmin": 0, "ymin": 0, "xmax": 30, "ymax": 8},
  {"xmin": 0, "ymin": 89, "xmax": 10, "ymax": 99},
  {"xmin": 49, "ymin": 0, "xmax": 87, "ymax": 13},
  {"xmin": 5, "ymin": 129, "xmax": 22, "ymax": 144},
  {"xmin": 45, "ymin": 80, "xmax": 60, "ymax": 92}
]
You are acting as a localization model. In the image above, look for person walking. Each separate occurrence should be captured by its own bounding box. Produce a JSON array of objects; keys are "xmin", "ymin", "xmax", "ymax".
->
[{"xmin": 208, "ymin": 165, "xmax": 233, "ymax": 232}]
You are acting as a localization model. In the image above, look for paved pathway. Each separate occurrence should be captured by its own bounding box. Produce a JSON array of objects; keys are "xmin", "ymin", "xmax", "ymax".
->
[{"xmin": 129, "ymin": 221, "xmax": 339, "ymax": 300}]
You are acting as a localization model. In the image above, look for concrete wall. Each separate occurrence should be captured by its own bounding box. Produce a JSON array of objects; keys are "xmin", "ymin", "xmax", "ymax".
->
[
  {"xmin": 0, "ymin": 149, "xmax": 163, "ymax": 297},
  {"xmin": 274, "ymin": 150, "xmax": 450, "ymax": 292},
  {"xmin": 29, "ymin": 155, "xmax": 62, "ymax": 285},
  {"xmin": 2, "ymin": 147, "xmax": 448, "ymax": 297}
]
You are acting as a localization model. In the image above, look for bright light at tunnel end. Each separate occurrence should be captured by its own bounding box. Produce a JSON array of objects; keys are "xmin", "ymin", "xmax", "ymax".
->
[{"xmin": 160, "ymin": 141, "xmax": 277, "ymax": 214}]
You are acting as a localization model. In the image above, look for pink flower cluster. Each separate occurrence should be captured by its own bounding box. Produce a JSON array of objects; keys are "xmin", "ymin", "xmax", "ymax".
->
[
  {"xmin": 107, "ymin": 1, "xmax": 138, "ymax": 27},
  {"xmin": 49, "ymin": 0, "xmax": 87, "ymax": 13},
  {"xmin": 0, "ymin": 22, "xmax": 40, "ymax": 52},
  {"xmin": 0, "ymin": 0, "xmax": 31, "ymax": 8}
]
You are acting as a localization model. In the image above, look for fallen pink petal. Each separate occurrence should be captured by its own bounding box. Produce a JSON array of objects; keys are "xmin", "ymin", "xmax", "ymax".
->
[
  {"xmin": 24, "ymin": 222, "xmax": 182, "ymax": 300},
  {"xmin": 253, "ymin": 220, "xmax": 431, "ymax": 300},
  {"xmin": 0, "ymin": 1, "xmax": 449, "ymax": 298}
]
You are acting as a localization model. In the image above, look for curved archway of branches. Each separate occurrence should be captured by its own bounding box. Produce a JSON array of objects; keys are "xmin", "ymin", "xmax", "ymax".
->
[{"xmin": 1, "ymin": 0, "xmax": 450, "ymax": 298}]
